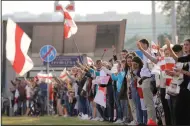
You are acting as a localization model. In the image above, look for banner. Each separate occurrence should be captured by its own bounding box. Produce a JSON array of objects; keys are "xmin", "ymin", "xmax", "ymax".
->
[
  {"xmin": 95, "ymin": 76, "xmax": 110, "ymax": 85},
  {"xmin": 44, "ymin": 55, "xmax": 83, "ymax": 67}
]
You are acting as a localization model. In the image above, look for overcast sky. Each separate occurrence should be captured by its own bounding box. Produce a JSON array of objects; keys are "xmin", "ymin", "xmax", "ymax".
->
[{"xmin": 2, "ymin": 1, "xmax": 162, "ymax": 15}]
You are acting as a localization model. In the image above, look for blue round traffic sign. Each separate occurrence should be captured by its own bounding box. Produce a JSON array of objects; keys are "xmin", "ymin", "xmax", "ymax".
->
[{"xmin": 40, "ymin": 45, "xmax": 57, "ymax": 63}]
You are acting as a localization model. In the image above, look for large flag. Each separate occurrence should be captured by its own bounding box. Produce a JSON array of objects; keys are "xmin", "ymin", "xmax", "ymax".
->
[
  {"xmin": 94, "ymin": 86, "xmax": 107, "ymax": 108},
  {"xmin": 6, "ymin": 19, "xmax": 34, "ymax": 76},
  {"xmin": 55, "ymin": 2, "xmax": 77, "ymax": 39}
]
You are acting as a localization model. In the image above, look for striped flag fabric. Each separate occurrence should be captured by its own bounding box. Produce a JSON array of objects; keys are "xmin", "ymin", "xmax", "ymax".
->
[
  {"xmin": 94, "ymin": 86, "xmax": 107, "ymax": 108},
  {"xmin": 65, "ymin": 1, "xmax": 75, "ymax": 11},
  {"xmin": 6, "ymin": 19, "xmax": 34, "ymax": 76},
  {"xmin": 37, "ymin": 72, "xmax": 53, "ymax": 83},
  {"xmin": 136, "ymin": 78, "xmax": 147, "ymax": 110},
  {"xmin": 49, "ymin": 83, "xmax": 54, "ymax": 101},
  {"xmin": 87, "ymin": 56, "xmax": 94, "ymax": 65},
  {"xmin": 151, "ymin": 41, "xmax": 158, "ymax": 54},
  {"xmin": 157, "ymin": 57, "xmax": 175, "ymax": 79},
  {"xmin": 59, "ymin": 68, "xmax": 69, "ymax": 81},
  {"xmin": 55, "ymin": 2, "xmax": 77, "ymax": 39}
]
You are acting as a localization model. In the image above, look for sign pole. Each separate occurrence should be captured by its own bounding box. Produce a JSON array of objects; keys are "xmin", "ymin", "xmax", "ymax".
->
[
  {"xmin": 40, "ymin": 45, "xmax": 57, "ymax": 116},
  {"xmin": 46, "ymin": 45, "xmax": 50, "ymax": 116},
  {"xmin": 46, "ymin": 62, "xmax": 49, "ymax": 115}
]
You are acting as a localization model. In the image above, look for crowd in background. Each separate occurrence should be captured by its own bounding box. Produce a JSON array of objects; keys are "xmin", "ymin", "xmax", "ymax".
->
[{"xmin": 2, "ymin": 38, "xmax": 190, "ymax": 126}]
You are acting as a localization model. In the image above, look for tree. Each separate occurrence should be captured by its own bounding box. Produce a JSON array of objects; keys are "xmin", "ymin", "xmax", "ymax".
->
[
  {"xmin": 157, "ymin": 33, "xmax": 172, "ymax": 47},
  {"xmin": 159, "ymin": 1, "xmax": 190, "ymax": 42},
  {"xmin": 125, "ymin": 34, "xmax": 146, "ymax": 50}
]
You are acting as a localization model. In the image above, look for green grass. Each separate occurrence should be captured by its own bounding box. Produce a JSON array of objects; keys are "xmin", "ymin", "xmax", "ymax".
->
[{"xmin": 2, "ymin": 116, "xmax": 112, "ymax": 125}]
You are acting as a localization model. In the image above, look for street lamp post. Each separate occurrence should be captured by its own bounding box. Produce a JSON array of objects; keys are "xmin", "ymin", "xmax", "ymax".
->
[
  {"xmin": 152, "ymin": 1, "xmax": 157, "ymax": 44},
  {"xmin": 171, "ymin": 1, "xmax": 177, "ymax": 44}
]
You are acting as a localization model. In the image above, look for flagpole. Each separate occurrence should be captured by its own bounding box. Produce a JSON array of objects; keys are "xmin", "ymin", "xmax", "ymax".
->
[
  {"xmin": 62, "ymin": 17, "xmax": 65, "ymax": 54},
  {"xmin": 72, "ymin": 33, "xmax": 83, "ymax": 64}
]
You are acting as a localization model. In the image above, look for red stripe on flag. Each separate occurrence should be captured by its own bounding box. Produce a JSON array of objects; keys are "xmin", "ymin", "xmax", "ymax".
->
[
  {"xmin": 166, "ymin": 78, "xmax": 172, "ymax": 86},
  {"xmin": 66, "ymin": 4, "xmax": 74, "ymax": 11},
  {"xmin": 160, "ymin": 63, "xmax": 175, "ymax": 71},
  {"xmin": 160, "ymin": 65, "xmax": 166, "ymax": 71},
  {"xmin": 60, "ymin": 74, "xmax": 67, "ymax": 78},
  {"xmin": 63, "ymin": 10, "xmax": 72, "ymax": 20},
  {"xmin": 137, "ymin": 87, "xmax": 144, "ymax": 98},
  {"xmin": 13, "ymin": 25, "xmax": 25, "ymax": 74},
  {"xmin": 56, "ymin": 5, "xmax": 63, "ymax": 11},
  {"xmin": 165, "ymin": 63, "xmax": 175, "ymax": 70},
  {"xmin": 99, "ymin": 87, "xmax": 106, "ymax": 94}
]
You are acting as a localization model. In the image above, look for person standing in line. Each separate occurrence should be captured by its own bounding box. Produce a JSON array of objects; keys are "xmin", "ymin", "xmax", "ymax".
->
[
  {"xmin": 102, "ymin": 60, "xmax": 126, "ymax": 124},
  {"xmin": 136, "ymin": 39, "xmax": 157, "ymax": 123},
  {"xmin": 131, "ymin": 56, "xmax": 148, "ymax": 125}
]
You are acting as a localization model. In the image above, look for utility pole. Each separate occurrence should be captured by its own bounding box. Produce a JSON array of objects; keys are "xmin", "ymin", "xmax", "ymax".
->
[
  {"xmin": 171, "ymin": 1, "xmax": 177, "ymax": 44},
  {"xmin": 152, "ymin": 1, "xmax": 157, "ymax": 44}
]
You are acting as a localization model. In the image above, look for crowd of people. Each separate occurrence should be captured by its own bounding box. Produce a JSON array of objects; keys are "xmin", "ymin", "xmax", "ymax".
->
[{"xmin": 3, "ymin": 38, "xmax": 190, "ymax": 125}]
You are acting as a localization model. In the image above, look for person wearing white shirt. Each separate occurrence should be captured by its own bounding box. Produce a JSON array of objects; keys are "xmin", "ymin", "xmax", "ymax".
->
[{"xmin": 137, "ymin": 39, "xmax": 157, "ymax": 123}]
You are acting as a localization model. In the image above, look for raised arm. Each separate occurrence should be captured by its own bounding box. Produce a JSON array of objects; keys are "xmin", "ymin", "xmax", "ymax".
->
[
  {"xmin": 76, "ymin": 59, "xmax": 88, "ymax": 70},
  {"xmin": 137, "ymin": 41, "xmax": 158, "ymax": 64},
  {"xmin": 112, "ymin": 45, "xmax": 118, "ymax": 61},
  {"xmin": 165, "ymin": 38, "xmax": 178, "ymax": 61}
]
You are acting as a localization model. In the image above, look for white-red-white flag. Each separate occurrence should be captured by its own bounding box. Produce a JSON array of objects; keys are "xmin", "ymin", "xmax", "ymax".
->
[
  {"xmin": 65, "ymin": 1, "xmax": 75, "ymax": 11},
  {"xmin": 55, "ymin": 3, "xmax": 77, "ymax": 39},
  {"xmin": 60, "ymin": 68, "xmax": 69, "ymax": 81},
  {"xmin": 87, "ymin": 56, "xmax": 94, "ymax": 65},
  {"xmin": 151, "ymin": 41, "xmax": 158, "ymax": 54},
  {"xmin": 158, "ymin": 57, "xmax": 175, "ymax": 78},
  {"xmin": 94, "ymin": 86, "xmax": 106, "ymax": 108},
  {"xmin": 6, "ymin": 19, "xmax": 34, "ymax": 76}
]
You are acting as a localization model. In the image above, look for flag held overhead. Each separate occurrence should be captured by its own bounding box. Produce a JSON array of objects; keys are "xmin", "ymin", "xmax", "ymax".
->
[
  {"xmin": 55, "ymin": 2, "xmax": 78, "ymax": 39},
  {"xmin": 6, "ymin": 19, "xmax": 34, "ymax": 76}
]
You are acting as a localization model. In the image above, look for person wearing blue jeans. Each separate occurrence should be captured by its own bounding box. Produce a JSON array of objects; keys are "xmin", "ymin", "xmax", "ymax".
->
[
  {"xmin": 114, "ymin": 91, "xmax": 122, "ymax": 121},
  {"xmin": 109, "ymin": 60, "xmax": 126, "ymax": 124},
  {"xmin": 130, "ymin": 56, "xmax": 148, "ymax": 125},
  {"xmin": 130, "ymin": 80, "xmax": 147, "ymax": 124},
  {"xmin": 78, "ymin": 95, "xmax": 87, "ymax": 114}
]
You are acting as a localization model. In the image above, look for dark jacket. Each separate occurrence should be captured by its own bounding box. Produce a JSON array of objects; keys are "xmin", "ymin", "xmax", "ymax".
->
[
  {"xmin": 177, "ymin": 54, "xmax": 190, "ymax": 62},
  {"xmin": 119, "ymin": 72, "xmax": 127, "ymax": 100},
  {"xmin": 76, "ymin": 75, "xmax": 88, "ymax": 96}
]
